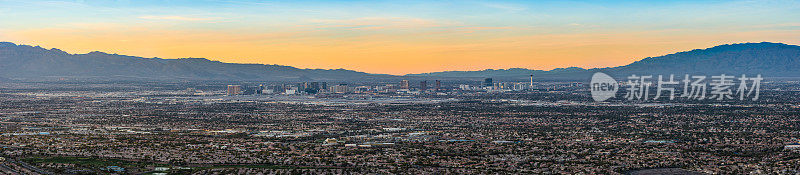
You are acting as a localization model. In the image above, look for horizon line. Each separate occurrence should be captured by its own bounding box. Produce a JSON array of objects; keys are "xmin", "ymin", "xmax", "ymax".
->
[{"xmin": 1, "ymin": 41, "xmax": 791, "ymax": 76}]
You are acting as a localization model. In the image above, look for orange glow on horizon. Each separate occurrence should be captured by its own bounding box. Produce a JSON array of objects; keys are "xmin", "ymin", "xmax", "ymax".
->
[
  {"xmin": 3, "ymin": 0, "xmax": 800, "ymax": 75},
  {"xmin": 4, "ymin": 26, "xmax": 800, "ymax": 75}
]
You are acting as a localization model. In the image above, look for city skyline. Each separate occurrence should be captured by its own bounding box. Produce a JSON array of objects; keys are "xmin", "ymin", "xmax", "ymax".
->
[
  {"xmin": 1, "ymin": 0, "xmax": 799, "ymax": 75},
  {"xmin": 3, "ymin": 1, "xmax": 800, "ymax": 174}
]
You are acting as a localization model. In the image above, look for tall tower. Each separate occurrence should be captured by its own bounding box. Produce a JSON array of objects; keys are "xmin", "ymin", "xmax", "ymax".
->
[
  {"xmin": 530, "ymin": 74, "xmax": 534, "ymax": 87},
  {"xmin": 435, "ymin": 80, "xmax": 441, "ymax": 91},
  {"xmin": 420, "ymin": 81, "xmax": 427, "ymax": 91}
]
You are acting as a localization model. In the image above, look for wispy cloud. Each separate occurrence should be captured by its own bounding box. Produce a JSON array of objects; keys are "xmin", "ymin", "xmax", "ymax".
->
[
  {"xmin": 459, "ymin": 26, "xmax": 514, "ymax": 30},
  {"xmin": 480, "ymin": 2, "xmax": 527, "ymax": 12},
  {"xmin": 307, "ymin": 17, "xmax": 457, "ymax": 30},
  {"xmin": 749, "ymin": 22, "xmax": 800, "ymax": 30},
  {"xmin": 138, "ymin": 15, "xmax": 219, "ymax": 21}
]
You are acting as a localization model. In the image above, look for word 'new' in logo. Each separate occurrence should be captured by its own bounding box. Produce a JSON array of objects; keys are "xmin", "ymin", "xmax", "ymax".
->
[{"xmin": 591, "ymin": 72, "xmax": 617, "ymax": 102}]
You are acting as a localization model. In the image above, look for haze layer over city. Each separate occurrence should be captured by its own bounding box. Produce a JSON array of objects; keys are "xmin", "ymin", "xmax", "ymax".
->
[{"xmin": 1, "ymin": 0, "xmax": 800, "ymax": 174}]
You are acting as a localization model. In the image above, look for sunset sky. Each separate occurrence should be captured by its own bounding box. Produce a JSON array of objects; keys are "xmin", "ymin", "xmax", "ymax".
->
[{"xmin": 1, "ymin": 0, "xmax": 799, "ymax": 75}]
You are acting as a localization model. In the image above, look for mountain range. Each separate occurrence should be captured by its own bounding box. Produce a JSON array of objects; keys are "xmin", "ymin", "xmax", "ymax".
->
[
  {"xmin": 409, "ymin": 42, "xmax": 800, "ymax": 81},
  {"xmin": 0, "ymin": 42, "xmax": 395, "ymax": 82},
  {"xmin": 1, "ymin": 42, "xmax": 798, "ymax": 82}
]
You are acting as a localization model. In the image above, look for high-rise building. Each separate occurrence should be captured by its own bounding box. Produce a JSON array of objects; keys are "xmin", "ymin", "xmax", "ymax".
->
[
  {"xmin": 257, "ymin": 84, "xmax": 264, "ymax": 94},
  {"xmin": 227, "ymin": 85, "xmax": 242, "ymax": 95},
  {"xmin": 355, "ymin": 86, "xmax": 370, "ymax": 93},
  {"xmin": 420, "ymin": 81, "xmax": 427, "ymax": 91},
  {"xmin": 329, "ymin": 84, "xmax": 351, "ymax": 93},
  {"xmin": 294, "ymin": 82, "xmax": 323, "ymax": 94},
  {"xmin": 400, "ymin": 80, "xmax": 410, "ymax": 89},
  {"xmin": 483, "ymin": 78, "xmax": 493, "ymax": 87},
  {"xmin": 297, "ymin": 82, "xmax": 308, "ymax": 91},
  {"xmin": 513, "ymin": 82, "xmax": 527, "ymax": 91},
  {"xmin": 495, "ymin": 82, "xmax": 513, "ymax": 90},
  {"xmin": 435, "ymin": 80, "xmax": 441, "ymax": 91},
  {"xmin": 267, "ymin": 85, "xmax": 283, "ymax": 94},
  {"xmin": 307, "ymin": 82, "xmax": 320, "ymax": 94}
]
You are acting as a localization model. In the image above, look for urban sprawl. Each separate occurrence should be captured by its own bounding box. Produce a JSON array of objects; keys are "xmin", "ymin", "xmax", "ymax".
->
[{"xmin": 1, "ymin": 78, "xmax": 800, "ymax": 174}]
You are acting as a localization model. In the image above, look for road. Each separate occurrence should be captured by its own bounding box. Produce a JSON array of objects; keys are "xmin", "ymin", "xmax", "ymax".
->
[{"xmin": 0, "ymin": 144, "xmax": 53, "ymax": 175}]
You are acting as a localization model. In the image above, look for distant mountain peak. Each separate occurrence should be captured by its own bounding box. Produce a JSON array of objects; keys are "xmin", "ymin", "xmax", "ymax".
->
[
  {"xmin": 0, "ymin": 42, "xmax": 17, "ymax": 47},
  {"xmin": 714, "ymin": 42, "xmax": 790, "ymax": 48},
  {"xmin": 86, "ymin": 51, "xmax": 108, "ymax": 55},
  {"xmin": 549, "ymin": 67, "xmax": 586, "ymax": 72}
]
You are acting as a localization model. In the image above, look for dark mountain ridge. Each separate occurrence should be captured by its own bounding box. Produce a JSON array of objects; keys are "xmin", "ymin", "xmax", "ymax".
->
[
  {"xmin": 0, "ymin": 42, "xmax": 394, "ymax": 82},
  {"xmin": 1, "ymin": 42, "xmax": 798, "ymax": 82}
]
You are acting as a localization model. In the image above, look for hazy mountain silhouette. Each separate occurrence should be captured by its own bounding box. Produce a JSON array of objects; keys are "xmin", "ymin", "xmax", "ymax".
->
[
  {"xmin": 603, "ymin": 42, "xmax": 800, "ymax": 78},
  {"xmin": 409, "ymin": 42, "xmax": 800, "ymax": 81},
  {"xmin": 1, "ymin": 42, "xmax": 798, "ymax": 82},
  {"xmin": 0, "ymin": 42, "xmax": 394, "ymax": 82}
]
